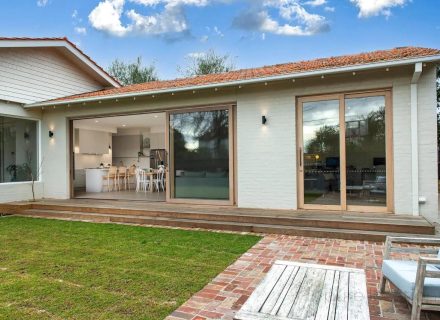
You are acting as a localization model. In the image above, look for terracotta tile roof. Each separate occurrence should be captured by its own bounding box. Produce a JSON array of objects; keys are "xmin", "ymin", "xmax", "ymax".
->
[
  {"xmin": 0, "ymin": 37, "xmax": 121, "ymax": 86},
  {"xmin": 39, "ymin": 46, "xmax": 440, "ymax": 104}
]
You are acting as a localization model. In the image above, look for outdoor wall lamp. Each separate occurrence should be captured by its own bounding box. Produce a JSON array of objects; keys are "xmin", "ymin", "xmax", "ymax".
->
[
  {"xmin": 262, "ymin": 115, "xmax": 267, "ymax": 125},
  {"xmin": 49, "ymin": 130, "xmax": 54, "ymax": 138}
]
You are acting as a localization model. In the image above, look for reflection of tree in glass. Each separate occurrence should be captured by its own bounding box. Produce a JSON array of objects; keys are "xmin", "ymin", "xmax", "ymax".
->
[
  {"xmin": 346, "ymin": 106, "xmax": 385, "ymax": 158},
  {"xmin": 305, "ymin": 106, "xmax": 384, "ymax": 153},
  {"xmin": 305, "ymin": 125, "xmax": 339, "ymax": 155},
  {"xmin": 171, "ymin": 110, "xmax": 229, "ymax": 172}
]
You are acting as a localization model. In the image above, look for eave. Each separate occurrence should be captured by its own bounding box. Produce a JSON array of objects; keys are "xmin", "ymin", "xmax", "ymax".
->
[{"xmin": 25, "ymin": 54, "xmax": 440, "ymax": 109}]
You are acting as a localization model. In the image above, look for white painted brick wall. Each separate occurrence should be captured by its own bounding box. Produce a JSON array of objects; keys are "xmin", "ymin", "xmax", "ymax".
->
[
  {"xmin": 0, "ymin": 182, "xmax": 43, "ymax": 203},
  {"xmin": 236, "ymin": 89, "xmax": 297, "ymax": 209},
  {"xmin": 7, "ymin": 66, "xmax": 437, "ymax": 218},
  {"xmin": 417, "ymin": 66, "xmax": 438, "ymax": 222},
  {"xmin": 392, "ymin": 78, "xmax": 413, "ymax": 214}
]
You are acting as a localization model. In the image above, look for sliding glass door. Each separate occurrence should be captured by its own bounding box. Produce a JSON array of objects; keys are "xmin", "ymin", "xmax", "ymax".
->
[
  {"xmin": 301, "ymin": 99, "xmax": 341, "ymax": 208},
  {"xmin": 168, "ymin": 105, "xmax": 234, "ymax": 204},
  {"xmin": 298, "ymin": 90, "xmax": 392, "ymax": 212}
]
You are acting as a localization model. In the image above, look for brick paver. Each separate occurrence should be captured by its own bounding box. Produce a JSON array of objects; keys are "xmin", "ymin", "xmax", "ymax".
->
[{"xmin": 166, "ymin": 235, "xmax": 440, "ymax": 320}]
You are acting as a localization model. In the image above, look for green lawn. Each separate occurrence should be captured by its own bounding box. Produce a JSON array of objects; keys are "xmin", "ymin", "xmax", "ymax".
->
[{"xmin": 0, "ymin": 217, "xmax": 260, "ymax": 320}]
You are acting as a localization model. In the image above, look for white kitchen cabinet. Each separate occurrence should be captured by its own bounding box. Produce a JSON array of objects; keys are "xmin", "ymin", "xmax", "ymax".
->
[
  {"xmin": 78, "ymin": 129, "xmax": 110, "ymax": 154},
  {"xmin": 149, "ymin": 133, "xmax": 165, "ymax": 149},
  {"xmin": 112, "ymin": 135, "xmax": 142, "ymax": 157}
]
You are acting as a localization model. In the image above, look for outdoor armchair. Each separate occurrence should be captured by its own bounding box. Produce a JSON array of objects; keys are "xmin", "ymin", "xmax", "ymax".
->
[{"xmin": 380, "ymin": 236, "xmax": 440, "ymax": 320}]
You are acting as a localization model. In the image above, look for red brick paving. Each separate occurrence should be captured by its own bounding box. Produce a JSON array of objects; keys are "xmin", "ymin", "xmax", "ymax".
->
[{"xmin": 166, "ymin": 235, "xmax": 440, "ymax": 320}]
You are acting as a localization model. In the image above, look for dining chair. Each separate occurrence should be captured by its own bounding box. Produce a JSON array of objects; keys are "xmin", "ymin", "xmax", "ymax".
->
[
  {"xmin": 116, "ymin": 166, "xmax": 127, "ymax": 191},
  {"xmin": 102, "ymin": 166, "xmax": 117, "ymax": 192},
  {"xmin": 127, "ymin": 165, "xmax": 136, "ymax": 190},
  {"xmin": 153, "ymin": 167, "xmax": 165, "ymax": 192},
  {"xmin": 136, "ymin": 169, "xmax": 149, "ymax": 192}
]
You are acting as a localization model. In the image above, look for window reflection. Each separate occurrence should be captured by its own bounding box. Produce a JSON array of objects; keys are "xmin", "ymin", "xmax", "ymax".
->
[
  {"xmin": 345, "ymin": 96, "xmax": 386, "ymax": 206},
  {"xmin": 303, "ymin": 100, "xmax": 341, "ymax": 205},
  {"xmin": 170, "ymin": 109, "xmax": 229, "ymax": 200}
]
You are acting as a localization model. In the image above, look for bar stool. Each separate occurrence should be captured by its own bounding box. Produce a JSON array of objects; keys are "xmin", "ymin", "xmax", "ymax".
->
[{"xmin": 102, "ymin": 166, "xmax": 117, "ymax": 192}]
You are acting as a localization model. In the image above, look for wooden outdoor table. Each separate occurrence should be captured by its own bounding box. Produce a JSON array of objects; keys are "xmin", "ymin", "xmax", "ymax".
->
[{"xmin": 235, "ymin": 260, "xmax": 370, "ymax": 320}]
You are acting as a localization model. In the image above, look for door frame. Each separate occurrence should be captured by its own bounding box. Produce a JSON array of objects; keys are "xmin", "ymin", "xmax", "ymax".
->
[
  {"xmin": 67, "ymin": 103, "xmax": 236, "ymax": 205},
  {"xmin": 166, "ymin": 103, "xmax": 236, "ymax": 206},
  {"xmin": 296, "ymin": 88, "xmax": 393, "ymax": 213}
]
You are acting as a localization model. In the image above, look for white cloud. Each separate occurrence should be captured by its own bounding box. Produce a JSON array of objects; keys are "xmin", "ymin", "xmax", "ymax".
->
[
  {"xmin": 350, "ymin": 0, "xmax": 408, "ymax": 18},
  {"xmin": 89, "ymin": 0, "xmax": 218, "ymax": 38},
  {"xmin": 187, "ymin": 52, "xmax": 206, "ymax": 58},
  {"xmin": 37, "ymin": 0, "xmax": 49, "ymax": 7},
  {"xmin": 72, "ymin": 9, "xmax": 78, "ymax": 19},
  {"xmin": 126, "ymin": 5, "xmax": 188, "ymax": 35},
  {"xmin": 74, "ymin": 27, "xmax": 87, "ymax": 35},
  {"xmin": 304, "ymin": 0, "xmax": 326, "ymax": 6},
  {"xmin": 261, "ymin": 33, "xmax": 266, "ymax": 40},
  {"xmin": 89, "ymin": 0, "xmax": 131, "ymax": 37},
  {"xmin": 324, "ymin": 6, "xmax": 335, "ymax": 12},
  {"xmin": 233, "ymin": 0, "xmax": 329, "ymax": 36},
  {"xmin": 213, "ymin": 26, "xmax": 224, "ymax": 37},
  {"xmin": 130, "ymin": 0, "xmax": 210, "ymax": 5}
]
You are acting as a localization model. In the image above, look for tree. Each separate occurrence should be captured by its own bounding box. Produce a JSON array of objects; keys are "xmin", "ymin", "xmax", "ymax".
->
[
  {"xmin": 178, "ymin": 50, "xmax": 235, "ymax": 77},
  {"xmin": 108, "ymin": 57, "xmax": 158, "ymax": 85}
]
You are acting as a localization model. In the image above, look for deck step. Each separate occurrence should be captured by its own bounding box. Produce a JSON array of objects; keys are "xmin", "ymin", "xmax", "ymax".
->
[
  {"xmin": 14, "ymin": 203, "xmax": 435, "ymax": 235},
  {"xmin": 14, "ymin": 209, "xmax": 433, "ymax": 242}
]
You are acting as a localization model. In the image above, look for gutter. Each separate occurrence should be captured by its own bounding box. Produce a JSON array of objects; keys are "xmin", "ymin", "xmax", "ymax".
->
[
  {"xmin": 410, "ymin": 62, "xmax": 423, "ymax": 216},
  {"xmin": 26, "ymin": 54, "xmax": 440, "ymax": 109}
]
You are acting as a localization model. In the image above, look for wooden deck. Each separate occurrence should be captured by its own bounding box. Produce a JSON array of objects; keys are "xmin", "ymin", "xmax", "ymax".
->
[
  {"xmin": 235, "ymin": 261, "xmax": 369, "ymax": 320},
  {"xmin": 0, "ymin": 199, "xmax": 435, "ymax": 241}
]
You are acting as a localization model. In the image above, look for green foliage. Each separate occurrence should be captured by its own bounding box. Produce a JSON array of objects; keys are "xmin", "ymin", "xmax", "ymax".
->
[
  {"xmin": 437, "ymin": 67, "xmax": 440, "ymax": 108},
  {"xmin": 108, "ymin": 56, "xmax": 158, "ymax": 85},
  {"xmin": 305, "ymin": 125, "xmax": 339, "ymax": 154},
  {"xmin": 0, "ymin": 217, "xmax": 260, "ymax": 319},
  {"xmin": 179, "ymin": 50, "xmax": 235, "ymax": 77}
]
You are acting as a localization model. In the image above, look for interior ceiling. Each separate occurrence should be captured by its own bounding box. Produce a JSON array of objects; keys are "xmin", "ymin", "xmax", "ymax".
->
[{"xmin": 73, "ymin": 112, "xmax": 166, "ymax": 132}]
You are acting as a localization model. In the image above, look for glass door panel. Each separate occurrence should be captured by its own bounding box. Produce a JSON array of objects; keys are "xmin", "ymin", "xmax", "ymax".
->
[
  {"xmin": 302, "ymin": 100, "xmax": 341, "ymax": 206},
  {"xmin": 345, "ymin": 96, "xmax": 387, "ymax": 207},
  {"xmin": 169, "ymin": 109, "xmax": 230, "ymax": 200}
]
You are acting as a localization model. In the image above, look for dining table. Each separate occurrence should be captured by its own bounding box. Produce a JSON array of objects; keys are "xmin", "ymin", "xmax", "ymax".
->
[
  {"xmin": 141, "ymin": 169, "xmax": 156, "ymax": 192},
  {"xmin": 142, "ymin": 169, "xmax": 166, "ymax": 192}
]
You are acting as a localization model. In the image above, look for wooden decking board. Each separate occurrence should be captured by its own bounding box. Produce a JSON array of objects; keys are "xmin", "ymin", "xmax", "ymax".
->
[
  {"xmin": 0, "ymin": 198, "xmax": 435, "ymax": 240},
  {"xmin": 235, "ymin": 261, "xmax": 370, "ymax": 320}
]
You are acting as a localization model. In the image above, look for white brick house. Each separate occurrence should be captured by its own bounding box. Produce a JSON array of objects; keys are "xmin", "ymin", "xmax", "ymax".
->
[{"xmin": 0, "ymin": 37, "xmax": 439, "ymax": 222}]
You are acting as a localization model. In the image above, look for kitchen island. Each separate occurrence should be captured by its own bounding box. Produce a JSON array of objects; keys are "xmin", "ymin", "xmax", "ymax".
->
[{"xmin": 85, "ymin": 168, "xmax": 110, "ymax": 193}]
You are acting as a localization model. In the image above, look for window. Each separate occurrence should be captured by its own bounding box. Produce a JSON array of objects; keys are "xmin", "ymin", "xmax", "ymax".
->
[
  {"xmin": 298, "ymin": 90, "xmax": 392, "ymax": 212},
  {"xmin": 0, "ymin": 116, "xmax": 39, "ymax": 183},
  {"xmin": 169, "ymin": 107, "xmax": 231, "ymax": 201}
]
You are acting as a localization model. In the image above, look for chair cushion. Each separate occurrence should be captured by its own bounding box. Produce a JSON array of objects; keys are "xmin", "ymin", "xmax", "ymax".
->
[
  {"xmin": 437, "ymin": 250, "xmax": 440, "ymax": 270},
  {"xmin": 382, "ymin": 260, "xmax": 440, "ymax": 299}
]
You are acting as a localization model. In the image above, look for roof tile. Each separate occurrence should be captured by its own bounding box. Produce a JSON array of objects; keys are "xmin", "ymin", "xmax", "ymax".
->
[{"xmin": 19, "ymin": 45, "xmax": 440, "ymax": 104}]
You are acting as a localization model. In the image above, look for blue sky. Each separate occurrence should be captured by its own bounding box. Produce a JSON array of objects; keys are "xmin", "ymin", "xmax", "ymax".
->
[{"xmin": 1, "ymin": 0, "xmax": 439, "ymax": 79}]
